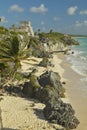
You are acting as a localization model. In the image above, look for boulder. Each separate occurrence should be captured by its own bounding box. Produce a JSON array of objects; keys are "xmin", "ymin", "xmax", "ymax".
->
[
  {"xmin": 44, "ymin": 100, "xmax": 80, "ymax": 129},
  {"xmin": 22, "ymin": 82, "xmax": 34, "ymax": 97},
  {"xmin": 38, "ymin": 71, "xmax": 64, "ymax": 97},
  {"xmin": 22, "ymin": 75, "xmax": 40, "ymax": 98},
  {"xmin": 4, "ymin": 85, "xmax": 23, "ymax": 96},
  {"xmin": 35, "ymin": 85, "xmax": 60, "ymax": 103},
  {"xmin": 36, "ymin": 71, "xmax": 80, "ymax": 129},
  {"xmin": 22, "ymin": 70, "xmax": 80, "ymax": 129},
  {"xmin": 38, "ymin": 71, "xmax": 61, "ymax": 86}
]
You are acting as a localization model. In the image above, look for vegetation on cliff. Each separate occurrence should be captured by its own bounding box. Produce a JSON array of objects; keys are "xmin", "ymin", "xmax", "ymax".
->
[
  {"xmin": 0, "ymin": 27, "xmax": 32, "ymax": 85},
  {"xmin": 0, "ymin": 26, "xmax": 80, "ymax": 129},
  {"xmin": 38, "ymin": 31, "xmax": 79, "ymax": 46},
  {"xmin": 0, "ymin": 26, "xmax": 79, "ymax": 86}
]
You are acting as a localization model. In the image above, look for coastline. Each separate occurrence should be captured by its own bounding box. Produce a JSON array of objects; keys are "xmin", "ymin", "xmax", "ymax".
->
[
  {"xmin": 0, "ymin": 54, "xmax": 67, "ymax": 130},
  {"xmin": 61, "ymin": 54, "xmax": 87, "ymax": 130},
  {"xmin": 0, "ymin": 53, "xmax": 82, "ymax": 130}
]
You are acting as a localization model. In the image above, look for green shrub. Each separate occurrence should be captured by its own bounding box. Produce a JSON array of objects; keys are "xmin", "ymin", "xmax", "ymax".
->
[
  {"xmin": 45, "ymin": 85, "xmax": 51, "ymax": 91},
  {"xmin": 30, "ymin": 75, "xmax": 40, "ymax": 88},
  {"xmin": 15, "ymin": 73, "xmax": 24, "ymax": 81},
  {"xmin": 60, "ymin": 87, "xmax": 66, "ymax": 98}
]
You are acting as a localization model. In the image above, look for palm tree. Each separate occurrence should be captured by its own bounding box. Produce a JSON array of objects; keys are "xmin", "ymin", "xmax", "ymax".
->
[{"xmin": 0, "ymin": 35, "xmax": 31, "ymax": 83}]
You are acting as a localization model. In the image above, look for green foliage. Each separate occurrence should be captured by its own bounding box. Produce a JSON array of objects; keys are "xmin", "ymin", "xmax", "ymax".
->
[
  {"xmin": 28, "ymin": 37, "xmax": 40, "ymax": 48},
  {"xmin": 40, "ymin": 32, "xmax": 64, "ymax": 41},
  {"xmin": 60, "ymin": 87, "xmax": 66, "ymax": 98},
  {"xmin": 39, "ymin": 32, "xmax": 78, "ymax": 46},
  {"xmin": 30, "ymin": 75, "xmax": 40, "ymax": 88},
  {"xmin": 39, "ymin": 57, "xmax": 50, "ymax": 67},
  {"xmin": 0, "ymin": 33, "xmax": 32, "ymax": 85},
  {"xmin": 42, "ymin": 57, "xmax": 48, "ymax": 63},
  {"xmin": 0, "ymin": 63, "xmax": 9, "ymax": 77},
  {"xmin": 0, "ymin": 63, "xmax": 6, "ymax": 70},
  {"xmin": 0, "ymin": 26, "xmax": 8, "ymax": 34},
  {"xmin": 28, "ymin": 37, "xmax": 42, "ymax": 57},
  {"xmin": 0, "ymin": 36, "xmax": 19, "ymax": 58},
  {"xmin": 45, "ymin": 85, "xmax": 51, "ymax": 91},
  {"xmin": 0, "ymin": 36, "xmax": 21, "ymax": 71},
  {"xmin": 15, "ymin": 73, "xmax": 24, "ymax": 81},
  {"xmin": 11, "ymin": 36, "xmax": 19, "ymax": 55}
]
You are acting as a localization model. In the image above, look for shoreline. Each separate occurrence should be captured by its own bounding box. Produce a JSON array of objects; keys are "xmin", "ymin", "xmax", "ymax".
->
[
  {"xmin": 61, "ymin": 54, "xmax": 87, "ymax": 130},
  {"xmin": 0, "ymin": 54, "xmax": 67, "ymax": 130},
  {"xmin": 0, "ymin": 53, "xmax": 82, "ymax": 130}
]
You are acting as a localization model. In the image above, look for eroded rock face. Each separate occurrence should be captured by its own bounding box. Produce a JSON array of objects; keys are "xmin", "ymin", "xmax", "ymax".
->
[
  {"xmin": 37, "ymin": 71, "xmax": 80, "ymax": 129},
  {"xmin": 35, "ymin": 85, "xmax": 60, "ymax": 103},
  {"xmin": 22, "ymin": 82, "xmax": 34, "ymax": 97},
  {"xmin": 38, "ymin": 71, "xmax": 64, "ymax": 97},
  {"xmin": 22, "ymin": 70, "xmax": 80, "ymax": 129},
  {"xmin": 44, "ymin": 101, "xmax": 80, "ymax": 129},
  {"xmin": 22, "ymin": 75, "xmax": 40, "ymax": 98}
]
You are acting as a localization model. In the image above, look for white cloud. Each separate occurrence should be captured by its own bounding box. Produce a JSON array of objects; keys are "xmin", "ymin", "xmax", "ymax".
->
[
  {"xmin": 75, "ymin": 20, "xmax": 87, "ymax": 27},
  {"xmin": 75, "ymin": 21, "xmax": 82, "ymax": 27},
  {"xmin": 67, "ymin": 6, "xmax": 78, "ymax": 15},
  {"xmin": 53, "ymin": 17, "xmax": 60, "ymax": 21},
  {"xmin": 30, "ymin": 4, "xmax": 48, "ymax": 14},
  {"xmin": 9, "ymin": 4, "xmax": 24, "ymax": 12},
  {"xmin": 41, "ymin": 21, "xmax": 45, "ymax": 25},
  {"xmin": 80, "ymin": 10, "xmax": 87, "ymax": 15},
  {"xmin": 0, "ymin": 16, "xmax": 8, "ymax": 23}
]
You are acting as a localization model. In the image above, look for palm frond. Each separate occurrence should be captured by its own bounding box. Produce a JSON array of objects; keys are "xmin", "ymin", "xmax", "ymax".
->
[
  {"xmin": 0, "ymin": 48, "xmax": 12, "ymax": 57},
  {"xmin": 0, "ymin": 58, "xmax": 13, "ymax": 62},
  {"xmin": 22, "ymin": 61, "xmax": 37, "ymax": 66},
  {"xmin": 11, "ymin": 36, "xmax": 20, "ymax": 55}
]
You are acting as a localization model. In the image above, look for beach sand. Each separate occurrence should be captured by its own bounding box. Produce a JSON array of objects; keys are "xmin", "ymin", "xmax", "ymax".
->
[
  {"xmin": 0, "ymin": 54, "xmax": 87, "ymax": 130},
  {"xmin": 0, "ymin": 95, "xmax": 63, "ymax": 130},
  {"xmin": 61, "ymin": 55, "xmax": 87, "ymax": 130},
  {"xmin": 0, "ymin": 55, "xmax": 65, "ymax": 130},
  {"xmin": 1, "ymin": 53, "xmax": 85, "ymax": 130}
]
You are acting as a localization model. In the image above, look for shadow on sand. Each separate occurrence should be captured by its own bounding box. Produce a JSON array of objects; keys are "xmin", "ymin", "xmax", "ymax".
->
[{"xmin": 2, "ymin": 128, "xmax": 19, "ymax": 130}]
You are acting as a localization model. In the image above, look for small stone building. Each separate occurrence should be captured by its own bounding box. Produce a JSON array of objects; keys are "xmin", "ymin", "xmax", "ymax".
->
[{"xmin": 9, "ymin": 21, "xmax": 34, "ymax": 37}]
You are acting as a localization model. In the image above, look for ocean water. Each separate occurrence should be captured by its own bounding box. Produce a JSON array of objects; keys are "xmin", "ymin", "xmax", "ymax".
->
[{"xmin": 67, "ymin": 37, "xmax": 87, "ymax": 81}]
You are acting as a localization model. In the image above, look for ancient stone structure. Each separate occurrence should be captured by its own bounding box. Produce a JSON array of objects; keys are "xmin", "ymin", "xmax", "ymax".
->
[{"xmin": 9, "ymin": 21, "xmax": 34, "ymax": 37}]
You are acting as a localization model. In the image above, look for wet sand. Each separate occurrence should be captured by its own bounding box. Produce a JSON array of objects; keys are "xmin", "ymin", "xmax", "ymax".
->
[{"xmin": 61, "ymin": 55, "xmax": 87, "ymax": 130}]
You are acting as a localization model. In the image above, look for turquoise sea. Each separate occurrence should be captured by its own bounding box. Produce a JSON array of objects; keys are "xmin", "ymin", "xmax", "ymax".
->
[
  {"xmin": 66, "ymin": 37, "xmax": 87, "ymax": 130},
  {"xmin": 67, "ymin": 37, "xmax": 87, "ymax": 79}
]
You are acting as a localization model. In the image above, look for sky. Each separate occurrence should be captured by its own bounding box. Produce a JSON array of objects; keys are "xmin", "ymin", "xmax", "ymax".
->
[{"xmin": 0, "ymin": 0, "xmax": 87, "ymax": 35}]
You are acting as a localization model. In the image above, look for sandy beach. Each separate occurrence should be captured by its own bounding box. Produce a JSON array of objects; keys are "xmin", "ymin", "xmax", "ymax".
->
[
  {"xmin": 0, "ymin": 54, "xmax": 66, "ymax": 130},
  {"xmin": 0, "ymin": 53, "xmax": 85, "ymax": 130},
  {"xmin": 61, "ymin": 55, "xmax": 87, "ymax": 130},
  {"xmin": 0, "ymin": 95, "xmax": 64, "ymax": 130}
]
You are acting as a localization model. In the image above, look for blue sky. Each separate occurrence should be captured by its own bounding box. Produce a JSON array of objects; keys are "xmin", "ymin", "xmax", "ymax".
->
[{"xmin": 0, "ymin": 0, "xmax": 87, "ymax": 35}]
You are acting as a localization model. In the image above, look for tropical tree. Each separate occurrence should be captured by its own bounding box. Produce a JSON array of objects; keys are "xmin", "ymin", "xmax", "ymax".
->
[{"xmin": 0, "ymin": 35, "xmax": 31, "ymax": 84}]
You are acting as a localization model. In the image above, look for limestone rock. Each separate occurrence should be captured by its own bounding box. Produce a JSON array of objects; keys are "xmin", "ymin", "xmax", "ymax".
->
[
  {"xmin": 22, "ymin": 70, "xmax": 80, "ymax": 129},
  {"xmin": 22, "ymin": 75, "xmax": 40, "ymax": 98},
  {"xmin": 22, "ymin": 82, "xmax": 34, "ymax": 97},
  {"xmin": 44, "ymin": 101, "xmax": 80, "ymax": 129},
  {"xmin": 38, "ymin": 71, "xmax": 64, "ymax": 97}
]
